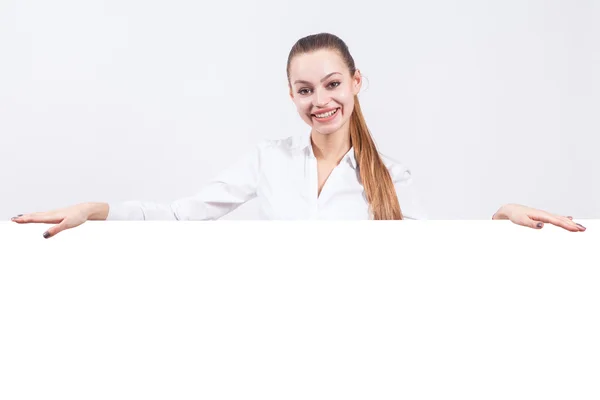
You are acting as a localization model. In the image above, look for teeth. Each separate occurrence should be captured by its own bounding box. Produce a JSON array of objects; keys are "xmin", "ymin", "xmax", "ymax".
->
[{"xmin": 315, "ymin": 109, "xmax": 338, "ymax": 118}]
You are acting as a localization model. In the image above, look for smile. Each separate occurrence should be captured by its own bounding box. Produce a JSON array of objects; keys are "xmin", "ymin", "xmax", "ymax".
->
[{"xmin": 312, "ymin": 108, "xmax": 340, "ymax": 120}]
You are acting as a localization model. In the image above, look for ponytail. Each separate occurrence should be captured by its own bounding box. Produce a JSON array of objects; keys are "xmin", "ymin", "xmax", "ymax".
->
[{"xmin": 349, "ymin": 95, "xmax": 403, "ymax": 220}]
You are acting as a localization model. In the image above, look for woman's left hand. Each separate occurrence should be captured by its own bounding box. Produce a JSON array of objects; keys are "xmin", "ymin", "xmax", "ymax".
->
[{"xmin": 493, "ymin": 203, "xmax": 586, "ymax": 232}]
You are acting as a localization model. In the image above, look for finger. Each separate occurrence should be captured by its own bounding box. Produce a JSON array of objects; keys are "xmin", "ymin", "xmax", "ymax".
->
[
  {"xmin": 562, "ymin": 216, "xmax": 586, "ymax": 231},
  {"xmin": 42, "ymin": 220, "xmax": 70, "ymax": 239},
  {"xmin": 12, "ymin": 212, "xmax": 64, "ymax": 224},
  {"xmin": 545, "ymin": 214, "xmax": 585, "ymax": 231},
  {"xmin": 557, "ymin": 215, "xmax": 585, "ymax": 231},
  {"xmin": 531, "ymin": 214, "xmax": 580, "ymax": 232},
  {"xmin": 572, "ymin": 220, "xmax": 587, "ymax": 231},
  {"xmin": 513, "ymin": 215, "xmax": 544, "ymax": 229}
]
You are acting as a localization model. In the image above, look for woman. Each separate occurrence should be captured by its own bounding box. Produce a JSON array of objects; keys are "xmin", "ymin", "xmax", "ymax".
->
[{"xmin": 10, "ymin": 33, "xmax": 586, "ymax": 238}]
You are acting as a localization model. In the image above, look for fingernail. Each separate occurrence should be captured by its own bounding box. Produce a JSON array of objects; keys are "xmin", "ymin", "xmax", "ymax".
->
[
  {"xmin": 536, "ymin": 223, "xmax": 543, "ymax": 228},
  {"xmin": 43, "ymin": 231, "xmax": 51, "ymax": 239},
  {"xmin": 11, "ymin": 214, "xmax": 23, "ymax": 219},
  {"xmin": 576, "ymin": 223, "xmax": 586, "ymax": 229}
]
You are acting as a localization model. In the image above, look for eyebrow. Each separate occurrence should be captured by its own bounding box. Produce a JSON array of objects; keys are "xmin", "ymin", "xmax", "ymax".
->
[{"xmin": 293, "ymin": 72, "xmax": 342, "ymax": 85}]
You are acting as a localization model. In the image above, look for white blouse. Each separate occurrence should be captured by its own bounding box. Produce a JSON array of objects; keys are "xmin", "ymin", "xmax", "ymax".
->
[{"xmin": 106, "ymin": 134, "xmax": 428, "ymax": 221}]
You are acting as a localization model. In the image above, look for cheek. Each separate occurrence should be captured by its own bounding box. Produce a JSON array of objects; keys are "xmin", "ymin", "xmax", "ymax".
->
[
  {"xmin": 294, "ymin": 97, "xmax": 313, "ymax": 112},
  {"xmin": 333, "ymin": 87, "xmax": 355, "ymax": 106},
  {"xmin": 333, "ymin": 89, "xmax": 355, "ymax": 116}
]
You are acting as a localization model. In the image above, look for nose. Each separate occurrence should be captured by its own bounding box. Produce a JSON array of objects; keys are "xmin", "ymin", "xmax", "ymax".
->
[{"xmin": 313, "ymin": 87, "xmax": 331, "ymax": 108}]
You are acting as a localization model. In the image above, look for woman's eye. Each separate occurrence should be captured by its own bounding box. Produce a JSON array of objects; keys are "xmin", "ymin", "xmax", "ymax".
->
[
  {"xmin": 298, "ymin": 88, "xmax": 311, "ymax": 95},
  {"xmin": 328, "ymin": 81, "xmax": 341, "ymax": 89}
]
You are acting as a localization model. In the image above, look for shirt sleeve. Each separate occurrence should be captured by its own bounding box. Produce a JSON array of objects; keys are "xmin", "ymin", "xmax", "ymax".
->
[
  {"xmin": 387, "ymin": 161, "xmax": 429, "ymax": 221},
  {"xmin": 106, "ymin": 141, "xmax": 263, "ymax": 221}
]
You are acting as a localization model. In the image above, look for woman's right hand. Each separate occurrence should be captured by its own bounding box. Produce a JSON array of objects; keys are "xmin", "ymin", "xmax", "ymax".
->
[{"xmin": 10, "ymin": 202, "xmax": 109, "ymax": 239}]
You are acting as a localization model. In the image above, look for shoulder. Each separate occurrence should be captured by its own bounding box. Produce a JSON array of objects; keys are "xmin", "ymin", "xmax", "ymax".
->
[
  {"xmin": 254, "ymin": 134, "xmax": 308, "ymax": 157},
  {"xmin": 256, "ymin": 136, "xmax": 291, "ymax": 147},
  {"xmin": 378, "ymin": 152, "xmax": 414, "ymax": 185},
  {"xmin": 378, "ymin": 152, "xmax": 428, "ymax": 220}
]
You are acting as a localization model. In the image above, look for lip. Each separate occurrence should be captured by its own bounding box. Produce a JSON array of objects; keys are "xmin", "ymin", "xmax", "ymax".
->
[
  {"xmin": 311, "ymin": 107, "xmax": 339, "ymax": 117},
  {"xmin": 311, "ymin": 107, "xmax": 340, "ymax": 124}
]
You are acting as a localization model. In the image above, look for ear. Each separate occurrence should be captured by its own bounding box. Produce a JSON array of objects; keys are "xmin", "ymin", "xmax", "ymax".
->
[{"xmin": 352, "ymin": 69, "xmax": 362, "ymax": 95}]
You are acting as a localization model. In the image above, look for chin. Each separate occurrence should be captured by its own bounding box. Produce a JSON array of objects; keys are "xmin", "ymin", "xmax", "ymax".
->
[
  {"xmin": 315, "ymin": 116, "xmax": 350, "ymax": 135},
  {"xmin": 314, "ymin": 125, "xmax": 341, "ymax": 135}
]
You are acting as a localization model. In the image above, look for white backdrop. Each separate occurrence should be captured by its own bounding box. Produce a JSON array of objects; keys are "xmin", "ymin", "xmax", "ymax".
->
[{"xmin": 1, "ymin": 0, "xmax": 598, "ymax": 220}]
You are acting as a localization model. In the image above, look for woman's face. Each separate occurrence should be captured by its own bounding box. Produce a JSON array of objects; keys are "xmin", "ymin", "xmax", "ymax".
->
[{"xmin": 288, "ymin": 49, "xmax": 362, "ymax": 136}]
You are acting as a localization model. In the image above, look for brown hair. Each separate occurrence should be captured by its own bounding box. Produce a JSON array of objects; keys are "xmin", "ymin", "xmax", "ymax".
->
[{"xmin": 286, "ymin": 32, "xmax": 403, "ymax": 220}]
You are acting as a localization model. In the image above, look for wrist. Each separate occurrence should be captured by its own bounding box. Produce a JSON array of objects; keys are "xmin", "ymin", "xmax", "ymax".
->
[
  {"xmin": 492, "ymin": 204, "xmax": 511, "ymax": 220},
  {"xmin": 84, "ymin": 202, "xmax": 109, "ymax": 220}
]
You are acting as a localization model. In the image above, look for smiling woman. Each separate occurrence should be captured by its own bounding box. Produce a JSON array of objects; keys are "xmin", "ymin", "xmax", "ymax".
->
[
  {"xmin": 287, "ymin": 34, "xmax": 402, "ymax": 220},
  {"xmin": 10, "ymin": 32, "xmax": 587, "ymax": 238}
]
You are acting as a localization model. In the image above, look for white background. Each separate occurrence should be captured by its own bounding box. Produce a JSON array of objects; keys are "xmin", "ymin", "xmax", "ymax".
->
[
  {"xmin": 1, "ymin": 220, "xmax": 599, "ymax": 400},
  {"xmin": 1, "ymin": 0, "xmax": 598, "ymax": 220}
]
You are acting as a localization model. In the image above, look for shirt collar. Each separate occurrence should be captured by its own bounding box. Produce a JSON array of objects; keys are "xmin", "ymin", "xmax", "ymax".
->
[{"xmin": 292, "ymin": 134, "xmax": 357, "ymax": 169}]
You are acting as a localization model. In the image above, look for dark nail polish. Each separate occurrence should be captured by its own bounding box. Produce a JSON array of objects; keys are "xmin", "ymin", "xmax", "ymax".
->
[
  {"xmin": 43, "ymin": 231, "xmax": 50, "ymax": 239},
  {"xmin": 17, "ymin": 214, "xmax": 23, "ymax": 217},
  {"xmin": 537, "ymin": 223, "xmax": 543, "ymax": 228},
  {"xmin": 576, "ymin": 223, "xmax": 586, "ymax": 229}
]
